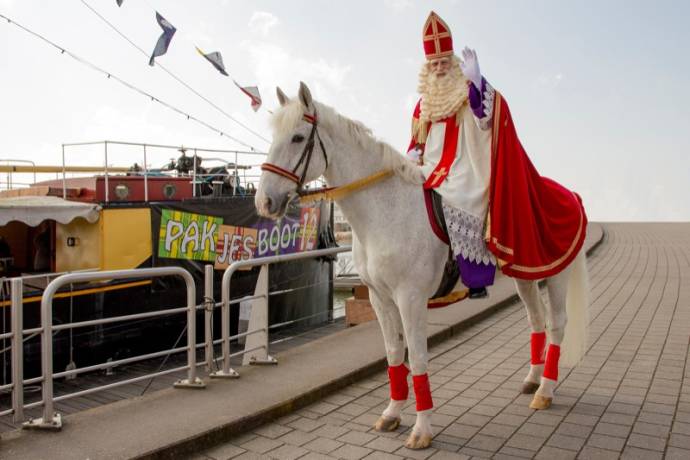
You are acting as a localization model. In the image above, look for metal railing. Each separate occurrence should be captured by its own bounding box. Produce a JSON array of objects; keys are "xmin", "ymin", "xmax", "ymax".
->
[
  {"xmin": 1, "ymin": 266, "xmax": 200, "ymax": 430},
  {"xmin": 0, "ymin": 245, "xmax": 352, "ymax": 431},
  {"xmin": 0, "ymin": 159, "xmax": 37, "ymax": 190},
  {"xmin": 2, "ymin": 140, "xmax": 328, "ymax": 203},
  {"xmin": 211, "ymin": 246, "xmax": 351, "ymax": 378},
  {"xmin": 61, "ymin": 140, "xmax": 268, "ymax": 202}
]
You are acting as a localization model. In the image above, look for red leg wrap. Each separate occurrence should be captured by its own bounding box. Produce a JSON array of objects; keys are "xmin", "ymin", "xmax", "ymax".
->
[
  {"xmin": 530, "ymin": 331, "xmax": 547, "ymax": 365},
  {"xmin": 543, "ymin": 344, "xmax": 561, "ymax": 381},
  {"xmin": 388, "ymin": 364, "xmax": 409, "ymax": 401},
  {"xmin": 412, "ymin": 373, "xmax": 433, "ymax": 411}
]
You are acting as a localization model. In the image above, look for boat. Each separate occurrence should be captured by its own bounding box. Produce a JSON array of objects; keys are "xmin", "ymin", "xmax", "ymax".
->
[{"xmin": 0, "ymin": 141, "xmax": 336, "ymax": 383}]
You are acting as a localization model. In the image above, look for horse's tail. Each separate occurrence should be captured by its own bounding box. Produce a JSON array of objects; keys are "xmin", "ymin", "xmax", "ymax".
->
[{"xmin": 559, "ymin": 249, "xmax": 589, "ymax": 368}]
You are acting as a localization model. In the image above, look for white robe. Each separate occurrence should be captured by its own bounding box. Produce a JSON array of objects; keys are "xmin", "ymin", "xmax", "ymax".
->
[{"xmin": 419, "ymin": 103, "xmax": 493, "ymax": 220}]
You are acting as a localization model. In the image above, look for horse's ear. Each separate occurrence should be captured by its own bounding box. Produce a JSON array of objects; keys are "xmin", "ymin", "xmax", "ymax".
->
[
  {"xmin": 298, "ymin": 81, "xmax": 314, "ymax": 111},
  {"xmin": 276, "ymin": 87, "xmax": 289, "ymax": 106}
]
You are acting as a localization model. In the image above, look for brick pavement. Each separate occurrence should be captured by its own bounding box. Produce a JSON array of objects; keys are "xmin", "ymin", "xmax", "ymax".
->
[{"xmin": 196, "ymin": 223, "xmax": 690, "ymax": 460}]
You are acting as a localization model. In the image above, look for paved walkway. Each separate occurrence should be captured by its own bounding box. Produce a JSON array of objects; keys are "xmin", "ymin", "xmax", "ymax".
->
[{"xmin": 198, "ymin": 223, "xmax": 690, "ymax": 460}]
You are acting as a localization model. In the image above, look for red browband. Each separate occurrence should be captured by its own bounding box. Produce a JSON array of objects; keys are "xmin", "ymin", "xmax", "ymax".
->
[
  {"xmin": 260, "ymin": 163, "xmax": 300, "ymax": 184},
  {"xmin": 302, "ymin": 113, "xmax": 317, "ymax": 124}
]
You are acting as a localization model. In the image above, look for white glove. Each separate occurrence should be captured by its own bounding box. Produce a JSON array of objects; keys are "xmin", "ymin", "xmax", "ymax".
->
[
  {"xmin": 407, "ymin": 146, "xmax": 422, "ymax": 162},
  {"xmin": 460, "ymin": 47, "xmax": 482, "ymax": 90}
]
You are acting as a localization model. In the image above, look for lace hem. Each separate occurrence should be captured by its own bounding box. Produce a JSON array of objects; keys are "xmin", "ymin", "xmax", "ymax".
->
[
  {"xmin": 476, "ymin": 81, "xmax": 495, "ymax": 130},
  {"xmin": 442, "ymin": 203, "xmax": 496, "ymax": 266}
]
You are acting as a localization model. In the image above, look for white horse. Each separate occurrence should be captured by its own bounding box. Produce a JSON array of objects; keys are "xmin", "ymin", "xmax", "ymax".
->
[{"xmin": 256, "ymin": 82, "xmax": 589, "ymax": 450}]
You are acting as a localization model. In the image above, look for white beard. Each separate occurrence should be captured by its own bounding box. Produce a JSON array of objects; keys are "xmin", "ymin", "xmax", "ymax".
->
[{"xmin": 418, "ymin": 58, "xmax": 469, "ymax": 123}]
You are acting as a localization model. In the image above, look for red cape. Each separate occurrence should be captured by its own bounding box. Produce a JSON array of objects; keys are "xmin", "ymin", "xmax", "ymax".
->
[{"xmin": 487, "ymin": 92, "xmax": 587, "ymax": 280}]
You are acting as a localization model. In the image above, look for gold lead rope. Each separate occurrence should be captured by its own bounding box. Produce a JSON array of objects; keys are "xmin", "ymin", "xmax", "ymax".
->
[{"xmin": 298, "ymin": 170, "xmax": 394, "ymax": 205}]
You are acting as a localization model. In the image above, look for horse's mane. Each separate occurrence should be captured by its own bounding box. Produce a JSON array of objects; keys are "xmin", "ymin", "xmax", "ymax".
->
[{"xmin": 271, "ymin": 99, "xmax": 424, "ymax": 185}]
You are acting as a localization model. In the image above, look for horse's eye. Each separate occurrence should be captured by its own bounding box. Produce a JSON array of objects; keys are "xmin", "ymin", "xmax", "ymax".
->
[{"xmin": 291, "ymin": 134, "xmax": 305, "ymax": 143}]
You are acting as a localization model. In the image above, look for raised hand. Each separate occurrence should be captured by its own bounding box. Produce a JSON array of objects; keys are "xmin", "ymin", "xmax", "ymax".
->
[{"xmin": 460, "ymin": 47, "xmax": 482, "ymax": 90}]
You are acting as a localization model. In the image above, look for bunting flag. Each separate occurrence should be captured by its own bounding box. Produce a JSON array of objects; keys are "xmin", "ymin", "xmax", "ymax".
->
[
  {"xmin": 149, "ymin": 12, "xmax": 176, "ymax": 66},
  {"xmin": 116, "ymin": 0, "xmax": 124, "ymax": 6},
  {"xmin": 196, "ymin": 47, "xmax": 229, "ymax": 76},
  {"xmin": 234, "ymin": 81, "xmax": 262, "ymax": 112}
]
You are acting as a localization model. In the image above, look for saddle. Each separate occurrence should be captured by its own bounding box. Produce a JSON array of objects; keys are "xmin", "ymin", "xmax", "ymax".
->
[{"xmin": 424, "ymin": 189, "xmax": 468, "ymax": 308}]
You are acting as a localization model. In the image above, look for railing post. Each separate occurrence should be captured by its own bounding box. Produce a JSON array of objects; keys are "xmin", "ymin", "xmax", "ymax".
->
[
  {"xmin": 24, "ymin": 279, "xmax": 62, "ymax": 430},
  {"xmin": 204, "ymin": 264, "xmax": 213, "ymax": 371},
  {"xmin": 192, "ymin": 150, "xmax": 197, "ymax": 198},
  {"xmin": 104, "ymin": 141, "xmax": 109, "ymax": 203},
  {"xmin": 61, "ymin": 144, "xmax": 67, "ymax": 200},
  {"xmin": 243, "ymin": 264, "xmax": 276, "ymax": 365},
  {"xmin": 11, "ymin": 278, "xmax": 24, "ymax": 423},
  {"xmin": 143, "ymin": 144, "xmax": 149, "ymax": 202},
  {"xmin": 233, "ymin": 151, "xmax": 238, "ymax": 195},
  {"xmin": 210, "ymin": 267, "xmax": 239, "ymax": 379},
  {"xmin": 174, "ymin": 270, "xmax": 205, "ymax": 389}
]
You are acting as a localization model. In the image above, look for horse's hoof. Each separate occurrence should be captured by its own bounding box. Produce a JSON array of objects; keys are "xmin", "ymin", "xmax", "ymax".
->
[
  {"xmin": 404, "ymin": 432, "xmax": 432, "ymax": 450},
  {"xmin": 373, "ymin": 416, "xmax": 400, "ymax": 432},
  {"xmin": 521, "ymin": 381, "xmax": 540, "ymax": 394},
  {"xmin": 529, "ymin": 394, "xmax": 552, "ymax": 410}
]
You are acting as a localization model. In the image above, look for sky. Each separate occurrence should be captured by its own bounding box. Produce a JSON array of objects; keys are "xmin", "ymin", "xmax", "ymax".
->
[{"xmin": 0, "ymin": 0, "xmax": 689, "ymax": 221}]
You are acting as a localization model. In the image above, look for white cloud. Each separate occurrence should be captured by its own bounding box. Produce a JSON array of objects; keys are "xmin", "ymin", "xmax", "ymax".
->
[
  {"xmin": 248, "ymin": 11, "xmax": 279, "ymax": 36},
  {"xmin": 242, "ymin": 41, "xmax": 351, "ymax": 106}
]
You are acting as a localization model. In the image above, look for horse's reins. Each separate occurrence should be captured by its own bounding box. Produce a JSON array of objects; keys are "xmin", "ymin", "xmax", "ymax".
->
[
  {"xmin": 260, "ymin": 112, "xmax": 327, "ymax": 191},
  {"xmin": 261, "ymin": 110, "xmax": 393, "ymax": 205}
]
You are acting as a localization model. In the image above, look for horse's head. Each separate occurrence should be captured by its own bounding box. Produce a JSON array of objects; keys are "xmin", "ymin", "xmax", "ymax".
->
[{"xmin": 256, "ymin": 82, "xmax": 329, "ymax": 219}]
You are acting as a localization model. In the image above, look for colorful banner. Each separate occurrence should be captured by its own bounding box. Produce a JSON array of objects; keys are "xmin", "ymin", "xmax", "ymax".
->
[
  {"xmin": 158, "ymin": 209, "xmax": 222, "ymax": 261},
  {"xmin": 156, "ymin": 204, "xmax": 322, "ymax": 267}
]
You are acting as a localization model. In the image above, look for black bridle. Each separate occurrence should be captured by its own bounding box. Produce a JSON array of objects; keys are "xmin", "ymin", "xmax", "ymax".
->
[{"xmin": 260, "ymin": 111, "xmax": 329, "ymax": 194}]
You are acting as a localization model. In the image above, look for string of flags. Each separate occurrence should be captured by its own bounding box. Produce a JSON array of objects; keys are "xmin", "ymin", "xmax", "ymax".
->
[
  {"xmin": 116, "ymin": 1, "xmax": 262, "ymax": 112},
  {"xmin": 196, "ymin": 47, "xmax": 263, "ymax": 112},
  {"xmin": 0, "ymin": 12, "xmax": 258, "ymax": 150}
]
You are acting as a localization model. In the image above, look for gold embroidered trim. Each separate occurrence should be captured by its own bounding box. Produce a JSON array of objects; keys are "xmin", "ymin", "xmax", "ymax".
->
[
  {"xmin": 412, "ymin": 117, "xmax": 429, "ymax": 145},
  {"xmin": 504, "ymin": 192, "xmax": 585, "ymax": 274},
  {"xmin": 491, "ymin": 238, "xmax": 514, "ymax": 256}
]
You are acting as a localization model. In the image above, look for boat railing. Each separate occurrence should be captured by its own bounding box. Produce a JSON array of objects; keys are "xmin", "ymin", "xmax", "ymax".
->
[
  {"xmin": 61, "ymin": 140, "xmax": 268, "ymax": 202},
  {"xmin": 0, "ymin": 159, "xmax": 37, "ymax": 190},
  {"xmin": 1, "ymin": 140, "xmax": 330, "ymax": 201},
  {"xmin": 0, "ymin": 141, "xmax": 269, "ymax": 200},
  {"xmin": 1, "ymin": 245, "xmax": 352, "ymax": 431}
]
